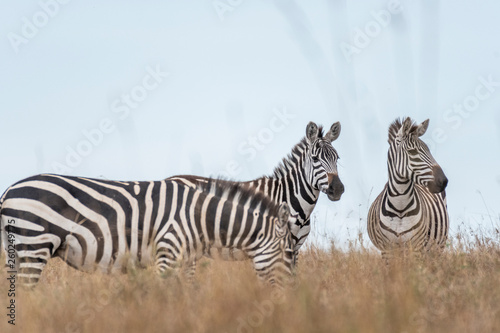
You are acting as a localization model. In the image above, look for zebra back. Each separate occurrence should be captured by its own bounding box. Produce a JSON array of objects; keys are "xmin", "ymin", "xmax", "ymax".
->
[{"xmin": 0, "ymin": 174, "xmax": 295, "ymax": 287}]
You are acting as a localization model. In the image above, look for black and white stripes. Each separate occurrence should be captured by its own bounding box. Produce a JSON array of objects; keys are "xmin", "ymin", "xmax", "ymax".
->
[
  {"xmin": 0, "ymin": 174, "xmax": 295, "ymax": 287},
  {"xmin": 0, "ymin": 117, "xmax": 451, "ymax": 288},
  {"xmin": 169, "ymin": 121, "xmax": 344, "ymax": 261},
  {"xmin": 367, "ymin": 118, "xmax": 449, "ymax": 254}
]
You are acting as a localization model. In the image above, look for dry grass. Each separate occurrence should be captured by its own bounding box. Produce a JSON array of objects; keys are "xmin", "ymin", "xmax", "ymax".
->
[{"xmin": 2, "ymin": 231, "xmax": 500, "ymax": 333}]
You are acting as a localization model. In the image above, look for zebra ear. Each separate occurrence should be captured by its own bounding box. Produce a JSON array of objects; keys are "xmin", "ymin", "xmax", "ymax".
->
[
  {"xmin": 277, "ymin": 202, "xmax": 290, "ymax": 231},
  {"xmin": 306, "ymin": 122, "xmax": 319, "ymax": 142},
  {"xmin": 399, "ymin": 117, "xmax": 413, "ymax": 138},
  {"xmin": 324, "ymin": 122, "xmax": 341, "ymax": 142},
  {"xmin": 415, "ymin": 119, "xmax": 429, "ymax": 137}
]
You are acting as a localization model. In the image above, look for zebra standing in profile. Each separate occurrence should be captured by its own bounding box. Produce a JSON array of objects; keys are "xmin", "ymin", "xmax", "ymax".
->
[
  {"xmin": 0, "ymin": 174, "xmax": 295, "ymax": 288},
  {"xmin": 367, "ymin": 117, "xmax": 449, "ymax": 255},
  {"xmin": 170, "ymin": 121, "xmax": 345, "ymax": 262}
]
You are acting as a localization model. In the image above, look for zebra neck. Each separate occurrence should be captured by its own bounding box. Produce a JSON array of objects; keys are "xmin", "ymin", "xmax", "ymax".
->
[
  {"xmin": 384, "ymin": 171, "xmax": 420, "ymax": 217},
  {"xmin": 248, "ymin": 148, "xmax": 319, "ymax": 223}
]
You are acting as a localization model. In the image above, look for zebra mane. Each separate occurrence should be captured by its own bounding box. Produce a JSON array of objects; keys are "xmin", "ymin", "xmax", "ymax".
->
[
  {"xmin": 271, "ymin": 126, "xmax": 324, "ymax": 179},
  {"xmin": 316, "ymin": 125, "xmax": 325, "ymax": 139},
  {"xmin": 388, "ymin": 117, "xmax": 419, "ymax": 142},
  {"xmin": 197, "ymin": 178, "xmax": 280, "ymax": 217}
]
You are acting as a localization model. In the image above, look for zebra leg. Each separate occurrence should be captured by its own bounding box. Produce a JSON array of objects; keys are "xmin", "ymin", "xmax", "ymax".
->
[
  {"xmin": 293, "ymin": 250, "xmax": 299, "ymax": 269},
  {"xmin": 183, "ymin": 260, "xmax": 196, "ymax": 284},
  {"xmin": 154, "ymin": 241, "xmax": 182, "ymax": 278},
  {"xmin": 291, "ymin": 217, "xmax": 310, "ymax": 270},
  {"xmin": 16, "ymin": 247, "xmax": 51, "ymax": 288},
  {"xmin": 252, "ymin": 255, "xmax": 286, "ymax": 289},
  {"xmin": 381, "ymin": 251, "xmax": 390, "ymax": 265},
  {"xmin": 253, "ymin": 265, "xmax": 272, "ymax": 286}
]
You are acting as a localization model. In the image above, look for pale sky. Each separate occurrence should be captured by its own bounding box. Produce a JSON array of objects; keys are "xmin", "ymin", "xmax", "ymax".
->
[{"xmin": 1, "ymin": 0, "xmax": 499, "ymax": 249}]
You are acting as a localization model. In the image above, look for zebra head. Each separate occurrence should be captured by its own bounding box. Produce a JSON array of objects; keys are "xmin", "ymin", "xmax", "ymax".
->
[
  {"xmin": 388, "ymin": 117, "xmax": 448, "ymax": 193},
  {"xmin": 304, "ymin": 121, "xmax": 344, "ymax": 201}
]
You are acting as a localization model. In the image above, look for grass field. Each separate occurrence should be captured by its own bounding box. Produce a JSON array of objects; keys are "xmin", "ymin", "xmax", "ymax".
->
[{"xmin": 2, "ymin": 230, "xmax": 500, "ymax": 333}]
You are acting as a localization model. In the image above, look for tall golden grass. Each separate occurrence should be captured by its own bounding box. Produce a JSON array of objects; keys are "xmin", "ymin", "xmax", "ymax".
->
[{"xmin": 2, "ymin": 229, "xmax": 500, "ymax": 333}]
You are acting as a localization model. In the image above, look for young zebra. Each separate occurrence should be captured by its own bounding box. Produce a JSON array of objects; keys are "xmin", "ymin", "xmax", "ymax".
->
[
  {"xmin": 367, "ymin": 117, "xmax": 449, "ymax": 255},
  {"xmin": 0, "ymin": 174, "xmax": 295, "ymax": 288},
  {"xmin": 170, "ymin": 121, "xmax": 344, "ymax": 263}
]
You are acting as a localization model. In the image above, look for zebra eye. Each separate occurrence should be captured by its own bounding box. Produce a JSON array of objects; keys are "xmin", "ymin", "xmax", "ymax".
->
[{"xmin": 312, "ymin": 156, "xmax": 319, "ymax": 162}]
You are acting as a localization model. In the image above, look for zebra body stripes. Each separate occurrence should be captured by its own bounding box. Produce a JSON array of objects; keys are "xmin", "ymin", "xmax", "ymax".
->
[
  {"xmin": 0, "ymin": 174, "xmax": 295, "ymax": 287},
  {"xmin": 169, "ymin": 121, "xmax": 344, "ymax": 261},
  {"xmin": 368, "ymin": 118, "xmax": 449, "ymax": 254}
]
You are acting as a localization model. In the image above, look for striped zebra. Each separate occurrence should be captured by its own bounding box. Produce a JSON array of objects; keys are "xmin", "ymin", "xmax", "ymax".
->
[
  {"xmin": 367, "ymin": 117, "xmax": 449, "ymax": 255},
  {"xmin": 169, "ymin": 121, "xmax": 344, "ymax": 262},
  {"xmin": 0, "ymin": 174, "xmax": 296, "ymax": 288}
]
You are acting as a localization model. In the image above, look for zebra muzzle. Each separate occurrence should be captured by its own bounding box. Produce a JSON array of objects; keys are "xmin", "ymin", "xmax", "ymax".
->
[
  {"xmin": 427, "ymin": 165, "xmax": 448, "ymax": 193},
  {"xmin": 326, "ymin": 173, "xmax": 344, "ymax": 201}
]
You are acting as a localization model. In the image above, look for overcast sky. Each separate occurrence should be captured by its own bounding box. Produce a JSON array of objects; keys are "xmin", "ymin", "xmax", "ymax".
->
[{"xmin": 1, "ymin": 0, "xmax": 499, "ymax": 249}]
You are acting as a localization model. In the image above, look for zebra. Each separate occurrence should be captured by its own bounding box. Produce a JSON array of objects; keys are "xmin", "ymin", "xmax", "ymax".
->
[
  {"xmin": 367, "ymin": 117, "xmax": 449, "ymax": 255},
  {"xmin": 0, "ymin": 174, "xmax": 296, "ymax": 288},
  {"xmin": 169, "ymin": 121, "xmax": 345, "ymax": 263}
]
